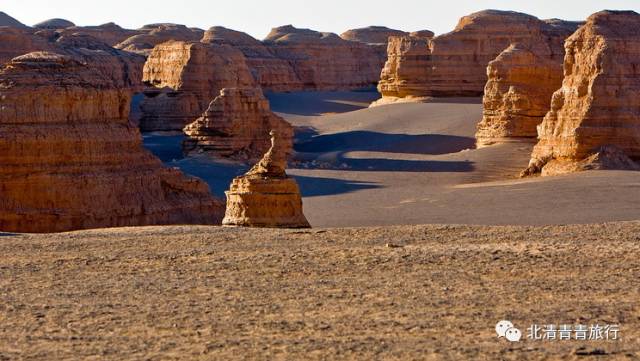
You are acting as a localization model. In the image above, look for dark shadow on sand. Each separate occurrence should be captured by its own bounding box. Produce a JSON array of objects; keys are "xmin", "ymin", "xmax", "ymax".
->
[
  {"xmin": 293, "ymin": 175, "xmax": 382, "ymax": 197},
  {"xmin": 266, "ymin": 90, "xmax": 381, "ymax": 116},
  {"xmin": 295, "ymin": 130, "xmax": 476, "ymax": 155},
  {"xmin": 142, "ymin": 133, "xmax": 186, "ymax": 162},
  {"xmin": 294, "ymin": 155, "xmax": 474, "ymax": 172},
  {"xmin": 0, "ymin": 233, "xmax": 19, "ymax": 237}
]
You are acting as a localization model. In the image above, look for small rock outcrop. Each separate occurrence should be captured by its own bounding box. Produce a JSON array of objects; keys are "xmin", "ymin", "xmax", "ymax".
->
[
  {"xmin": 340, "ymin": 26, "xmax": 408, "ymax": 44},
  {"xmin": 222, "ymin": 131, "xmax": 310, "ymax": 228},
  {"xmin": 0, "ymin": 51, "xmax": 224, "ymax": 233},
  {"xmin": 522, "ymin": 10, "xmax": 640, "ymax": 177},
  {"xmin": 139, "ymin": 40, "xmax": 255, "ymax": 131},
  {"xmin": 202, "ymin": 26, "xmax": 302, "ymax": 92},
  {"xmin": 115, "ymin": 24, "xmax": 204, "ymax": 56},
  {"xmin": 34, "ymin": 18, "xmax": 75, "ymax": 29},
  {"xmin": 183, "ymin": 87, "xmax": 293, "ymax": 161},
  {"xmin": 378, "ymin": 10, "xmax": 580, "ymax": 104},
  {"xmin": 0, "ymin": 11, "xmax": 27, "ymax": 28},
  {"xmin": 264, "ymin": 25, "xmax": 384, "ymax": 90}
]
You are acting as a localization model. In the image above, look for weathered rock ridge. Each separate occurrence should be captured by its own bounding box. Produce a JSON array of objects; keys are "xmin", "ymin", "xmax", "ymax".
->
[
  {"xmin": 183, "ymin": 88, "xmax": 293, "ymax": 161},
  {"xmin": 0, "ymin": 50, "xmax": 223, "ymax": 233},
  {"xmin": 139, "ymin": 40, "xmax": 255, "ymax": 131},
  {"xmin": 522, "ymin": 10, "xmax": 640, "ymax": 177},
  {"xmin": 34, "ymin": 18, "xmax": 75, "ymax": 29},
  {"xmin": 0, "ymin": 11, "xmax": 27, "ymax": 28},
  {"xmin": 115, "ymin": 24, "xmax": 204, "ymax": 56},
  {"xmin": 378, "ymin": 10, "xmax": 581, "ymax": 104},
  {"xmin": 340, "ymin": 26, "xmax": 408, "ymax": 44},
  {"xmin": 263, "ymin": 25, "xmax": 385, "ymax": 90},
  {"xmin": 222, "ymin": 131, "xmax": 310, "ymax": 228}
]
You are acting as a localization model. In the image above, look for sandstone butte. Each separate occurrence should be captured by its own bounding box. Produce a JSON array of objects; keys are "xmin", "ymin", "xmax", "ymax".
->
[
  {"xmin": 0, "ymin": 11, "xmax": 27, "ymax": 28},
  {"xmin": 201, "ymin": 26, "xmax": 302, "ymax": 92},
  {"xmin": 0, "ymin": 27, "xmax": 58, "ymax": 65},
  {"xmin": 522, "ymin": 10, "xmax": 640, "ymax": 177},
  {"xmin": 115, "ymin": 23, "xmax": 204, "ymax": 56},
  {"xmin": 223, "ymin": 131, "xmax": 310, "ymax": 228},
  {"xmin": 377, "ymin": 10, "xmax": 581, "ymax": 105},
  {"xmin": 475, "ymin": 20, "xmax": 581, "ymax": 147},
  {"xmin": 339, "ymin": 26, "xmax": 408, "ymax": 44},
  {"xmin": 139, "ymin": 40, "xmax": 255, "ymax": 131},
  {"xmin": 263, "ymin": 25, "xmax": 385, "ymax": 90},
  {"xmin": 0, "ymin": 37, "xmax": 224, "ymax": 233},
  {"xmin": 183, "ymin": 87, "xmax": 294, "ymax": 161}
]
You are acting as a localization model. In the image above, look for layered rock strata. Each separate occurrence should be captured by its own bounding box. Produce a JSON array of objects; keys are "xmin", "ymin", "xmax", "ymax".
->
[
  {"xmin": 264, "ymin": 25, "xmax": 384, "ymax": 90},
  {"xmin": 0, "ymin": 27, "xmax": 57, "ymax": 65},
  {"xmin": 222, "ymin": 131, "xmax": 310, "ymax": 228},
  {"xmin": 378, "ymin": 10, "xmax": 581, "ymax": 103},
  {"xmin": 201, "ymin": 26, "xmax": 302, "ymax": 92},
  {"xmin": 183, "ymin": 88, "xmax": 293, "ymax": 161},
  {"xmin": 0, "ymin": 51, "xmax": 224, "ymax": 233},
  {"xmin": 522, "ymin": 10, "xmax": 640, "ymax": 176},
  {"xmin": 139, "ymin": 41, "xmax": 255, "ymax": 131}
]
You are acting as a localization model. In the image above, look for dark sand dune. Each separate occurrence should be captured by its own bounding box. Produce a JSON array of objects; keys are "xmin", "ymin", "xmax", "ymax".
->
[{"xmin": 143, "ymin": 91, "xmax": 640, "ymax": 227}]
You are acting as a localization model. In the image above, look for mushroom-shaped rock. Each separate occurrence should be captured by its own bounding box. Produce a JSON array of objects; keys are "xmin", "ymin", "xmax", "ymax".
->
[{"xmin": 222, "ymin": 131, "xmax": 311, "ymax": 228}]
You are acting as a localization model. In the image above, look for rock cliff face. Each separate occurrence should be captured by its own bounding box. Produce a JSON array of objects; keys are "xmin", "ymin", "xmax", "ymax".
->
[
  {"xmin": 522, "ymin": 10, "xmax": 640, "ymax": 177},
  {"xmin": 115, "ymin": 24, "xmax": 204, "ymax": 56},
  {"xmin": 139, "ymin": 41, "xmax": 255, "ymax": 131},
  {"xmin": 202, "ymin": 26, "xmax": 302, "ymax": 92},
  {"xmin": 222, "ymin": 131, "xmax": 310, "ymax": 228},
  {"xmin": 475, "ymin": 31, "xmax": 575, "ymax": 146},
  {"xmin": 0, "ymin": 27, "xmax": 57, "ymax": 65},
  {"xmin": 183, "ymin": 88, "xmax": 293, "ymax": 161},
  {"xmin": 0, "ymin": 51, "xmax": 224, "ymax": 233},
  {"xmin": 340, "ymin": 26, "xmax": 408, "ymax": 44},
  {"xmin": 34, "ymin": 18, "xmax": 75, "ymax": 29},
  {"xmin": 378, "ymin": 10, "xmax": 580, "ymax": 103},
  {"xmin": 264, "ymin": 25, "xmax": 384, "ymax": 90}
]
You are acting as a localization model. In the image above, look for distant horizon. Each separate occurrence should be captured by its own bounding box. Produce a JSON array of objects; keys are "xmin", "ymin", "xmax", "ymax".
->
[{"xmin": 3, "ymin": 0, "xmax": 640, "ymax": 40}]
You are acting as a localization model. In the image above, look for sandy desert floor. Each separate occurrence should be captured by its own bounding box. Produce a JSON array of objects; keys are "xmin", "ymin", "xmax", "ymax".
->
[
  {"xmin": 1, "ymin": 223, "xmax": 639, "ymax": 360},
  {"xmin": 144, "ymin": 91, "xmax": 640, "ymax": 228}
]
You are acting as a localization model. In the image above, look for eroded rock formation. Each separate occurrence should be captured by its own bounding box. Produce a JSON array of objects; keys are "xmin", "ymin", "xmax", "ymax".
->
[
  {"xmin": 264, "ymin": 25, "xmax": 384, "ymax": 90},
  {"xmin": 115, "ymin": 24, "xmax": 204, "ymax": 56},
  {"xmin": 139, "ymin": 40, "xmax": 255, "ymax": 131},
  {"xmin": 522, "ymin": 10, "xmax": 640, "ymax": 177},
  {"xmin": 0, "ymin": 51, "xmax": 224, "ymax": 233},
  {"xmin": 0, "ymin": 27, "xmax": 57, "ymax": 65},
  {"xmin": 0, "ymin": 11, "xmax": 27, "ymax": 28},
  {"xmin": 202, "ymin": 26, "xmax": 302, "ymax": 92},
  {"xmin": 378, "ymin": 10, "xmax": 581, "ymax": 104},
  {"xmin": 34, "ymin": 18, "xmax": 75, "ymax": 29},
  {"xmin": 183, "ymin": 87, "xmax": 293, "ymax": 161},
  {"xmin": 61, "ymin": 23, "xmax": 142, "ymax": 47},
  {"xmin": 222, "ymin": 131, "xmax": 310, "ymax": 228},
  {"xmin": 340, "ymin": 26, "xmax": 408, "ymax": 44}
]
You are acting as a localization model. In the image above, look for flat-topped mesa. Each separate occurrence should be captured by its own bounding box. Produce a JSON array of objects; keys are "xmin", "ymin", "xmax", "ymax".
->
[
  {"xmin": 475, "ymin": 20, "xmax": 579, "ymax": 147},
  {"xmin": 409, "ymin": 30, "xmax": 436, "ymax": 39},
  {"xmin": 340, "ymin": 26, "xmax": 408, "ymax": 45},
  {"xmin": 0, "ymin": 51, "xmax": 224, "ymax": 233},
  {"xmin": 0, "ymin": 11, "xmax": 28, "ymax": 28},
  {"xmin": 522, "ymin": 10, "xmax": 640, "ymax": 177},
  {"xmin": 115, "ymin": 24, "xmax": 204, "ymax": 56},
  {"xmin": 263, "ymin": 25, "xmax": 384, "ymax": 90},
  {"xmin": 377, "ymin": 10, "xmax": 579, "ymax": 105},
  {"xmin": 139, "ymin": 40, "xmax": 255, "ymax": 131},
  {"xmin": 34, "ymin": 18, "xmax": 75, "ymax": 29},
  {"xmin": 183, "ymin": 87, "xmax": 294, "ymax": 161},
  {"xmin": 222, "ymin": 131, "xmax": 311, "ymax": 228},
  {"xmin": 201, "ymin": 26, "xmax": 302, "ymax": 92}
]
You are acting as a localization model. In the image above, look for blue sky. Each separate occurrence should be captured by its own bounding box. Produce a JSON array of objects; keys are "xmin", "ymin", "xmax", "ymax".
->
[{"xmin": 3, "ymin": 0, "xmax": 640, "ymax": 39}]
